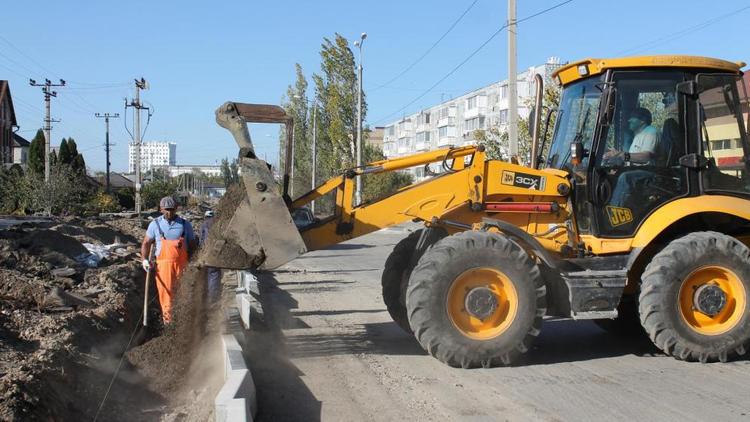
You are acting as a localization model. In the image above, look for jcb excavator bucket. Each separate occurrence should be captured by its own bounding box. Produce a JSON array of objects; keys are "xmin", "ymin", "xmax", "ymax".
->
[{"xmin": 197, "ymin": 102, "xmax": 307, "ymax": 270}]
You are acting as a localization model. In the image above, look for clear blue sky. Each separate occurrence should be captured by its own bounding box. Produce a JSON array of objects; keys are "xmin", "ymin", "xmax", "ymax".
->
[{"xmin": 2, "ymin": 0, "xmax": 749, "ymax": 172}]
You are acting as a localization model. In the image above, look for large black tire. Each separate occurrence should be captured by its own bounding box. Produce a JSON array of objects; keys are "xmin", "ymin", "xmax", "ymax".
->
[
  {"xmin": 406, "ymin": 231, "xmax": 546, "ymax": 368},
  {"xmin": 382, "ymin": 230, "xmax": 423, "ymax": 333},
  {"xmin": 594, "ymin": 294, "xmax": 644, "ymax": 336},
  {"xmin": 639, "ymin": 231, "xmax": 750, "ymax": 363},
  {"xmin": 382, "ymin": 229, "xmax": 446, "ymax": 333}
]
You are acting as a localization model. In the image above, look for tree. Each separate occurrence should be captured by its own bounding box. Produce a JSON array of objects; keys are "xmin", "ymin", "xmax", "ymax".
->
[
  {"xmin": 312, "ymin": 33, "xmax": 363, "ymax": 176},
  {"xmin": 220, "ymin": 157, "xmax": 240, "ymax": 187},
  {"xmin": 142, "ymin": 180, "xmax": 179, "ymax": 209},
  {"xmin": 0, "ymin": 165, "xmax": 31, "ymax": 214},
  {"xmin": 58, "ymin": 138, "xmax": 71, "ymax": 165},
  {"xmin": 28, "ymin": 129, "xmax": 45, "ymax": 175},
  {"xmin": 361, "ymin": 144, "xmax": 413, "ymax": 202},
  {"xmin": 474, "ymin": 82, "xmax": 561, "ymax": 166},
  {"xmin": 27, "ymin": 161, "xmax": 91, "ymax": 214},
  {"xmin": 280, "ymin": 63, "xmax": 312, "ymax": 197}
]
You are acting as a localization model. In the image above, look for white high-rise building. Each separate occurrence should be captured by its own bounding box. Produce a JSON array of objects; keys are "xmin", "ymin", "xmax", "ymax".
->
[
  {"xmin": 382, "ymin": 58, "xmax": 564, "ymax": 179},
  {"xmin": 128, "ymin": 141, "xmax": 177, "ymax": 173}
]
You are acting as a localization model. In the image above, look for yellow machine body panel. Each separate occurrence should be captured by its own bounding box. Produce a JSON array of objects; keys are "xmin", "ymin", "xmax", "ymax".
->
[{"xmin": 553, "ymin": 55, "xmax": 744, "ymax": 86}]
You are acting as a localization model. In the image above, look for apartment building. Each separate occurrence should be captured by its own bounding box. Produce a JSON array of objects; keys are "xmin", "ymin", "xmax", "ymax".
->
[
  {"xmin": 128, "ymin": 141, "xmax": 177, "ymax": 173},
  {"xmin": 382, "ymin": 58, "xmax": 563, "ymax": 179}
]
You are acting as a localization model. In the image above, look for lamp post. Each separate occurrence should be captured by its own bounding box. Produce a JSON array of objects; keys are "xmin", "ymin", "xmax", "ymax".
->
[{"xmin": 354, "ymin": 32, "xmax": 367, "ymax": 206}]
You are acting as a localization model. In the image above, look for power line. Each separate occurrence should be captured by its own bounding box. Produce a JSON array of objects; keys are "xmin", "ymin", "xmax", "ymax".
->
[
  {"xmin": 371, "ymin": 0, "xmax": 573, "ymax": 125},
  {"xmin": 617, "ymin": 4, "xmax": 750, "ymax": 56},
  {"xmin": 370, "ymin": 0, "xmax": 480, "ymax": 93}
]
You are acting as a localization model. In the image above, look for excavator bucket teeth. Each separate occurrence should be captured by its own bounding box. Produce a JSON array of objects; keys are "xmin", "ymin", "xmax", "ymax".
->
[{"xmin": 198, "ymin": 157, "xmax": 306, "ymax": 270}]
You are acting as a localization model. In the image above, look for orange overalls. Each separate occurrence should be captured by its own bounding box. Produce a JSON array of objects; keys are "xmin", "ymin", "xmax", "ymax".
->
[{"xmin": 154, "ymin": 223, "xmax": 189, "ymax": 323}]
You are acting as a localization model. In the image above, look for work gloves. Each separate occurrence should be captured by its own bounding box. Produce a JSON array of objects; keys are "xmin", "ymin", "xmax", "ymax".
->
[{"xmin": 142, "ymin": 259, "xmax": 151, "ymax": 272}]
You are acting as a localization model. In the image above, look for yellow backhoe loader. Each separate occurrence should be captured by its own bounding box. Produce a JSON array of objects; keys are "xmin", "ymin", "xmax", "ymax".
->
[{"xmin": 201, "ymin": 56, "xmax": 750, "ymax": 367}]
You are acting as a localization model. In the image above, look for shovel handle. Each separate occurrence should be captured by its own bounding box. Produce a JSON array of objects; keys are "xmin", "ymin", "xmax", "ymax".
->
[{"xmin": 143, "ymin": 245, "xmax": 155, "ymax": 326}]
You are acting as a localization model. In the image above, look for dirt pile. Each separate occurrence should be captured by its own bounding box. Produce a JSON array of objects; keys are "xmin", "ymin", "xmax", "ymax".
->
[
  {"xmin": 0, "ymin": 217, "xmax": 162, "ymax": 421},
  {"xmin": 127, "ymin": 263, "xmax": 225, "ymax": 421}
]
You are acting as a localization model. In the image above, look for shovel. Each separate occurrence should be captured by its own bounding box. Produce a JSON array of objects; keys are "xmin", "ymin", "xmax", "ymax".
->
[{"xmin": 143, "ymin": 245, "xmax": 155, "ymax": 326}]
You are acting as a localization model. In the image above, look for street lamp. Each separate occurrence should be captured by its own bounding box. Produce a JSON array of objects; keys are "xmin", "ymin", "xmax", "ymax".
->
[{"xmin": 354, "ymin": 32, "xmax": 366, "ymax": 206}]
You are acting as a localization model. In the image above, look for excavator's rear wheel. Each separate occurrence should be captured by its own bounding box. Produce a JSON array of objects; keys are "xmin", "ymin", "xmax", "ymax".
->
[
  {"xmin": 406, "ymin": 231, "xmax": 546, "ymax": 368},
  {"xmin": 639, "ymin": 231, "xmax": 750, "ymax": 362}
]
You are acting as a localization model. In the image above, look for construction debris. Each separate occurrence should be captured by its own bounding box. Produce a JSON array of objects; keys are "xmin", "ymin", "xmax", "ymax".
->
[{"xmin": 0, "ymin": 215, "xmax": 221, "ymax": 421}]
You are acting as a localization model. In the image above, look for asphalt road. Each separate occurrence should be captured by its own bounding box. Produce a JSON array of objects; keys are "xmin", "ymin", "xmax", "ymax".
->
[{"xmin": 243, "ymin": 226, "xmax": 750, "ymax": 422}]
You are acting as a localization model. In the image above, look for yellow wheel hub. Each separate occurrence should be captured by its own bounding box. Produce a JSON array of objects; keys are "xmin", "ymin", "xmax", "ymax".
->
[
  {"xmin": 679, "ymin": 266, "xmax": 747, "ymax": 336},
  {"xmin": 446, "ymin": 267, "xmax": 518, "ymax": 340}
]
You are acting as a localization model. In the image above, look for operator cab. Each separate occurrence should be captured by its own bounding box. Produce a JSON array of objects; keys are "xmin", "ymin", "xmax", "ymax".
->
[{"xmin": 545, "ymin": 56, "xmax": 750, "ymax": 238}]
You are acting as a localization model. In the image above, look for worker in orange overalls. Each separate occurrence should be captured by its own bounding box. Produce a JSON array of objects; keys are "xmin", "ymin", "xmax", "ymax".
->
[{"xmin": 141, "ymin": 196, "xmax": 197, "ymax": 324}]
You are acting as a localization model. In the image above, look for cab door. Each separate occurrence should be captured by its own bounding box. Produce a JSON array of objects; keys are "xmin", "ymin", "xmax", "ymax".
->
[{"xmin": 589, "ymin": 71, "xmax": 690, "ymax": 238}]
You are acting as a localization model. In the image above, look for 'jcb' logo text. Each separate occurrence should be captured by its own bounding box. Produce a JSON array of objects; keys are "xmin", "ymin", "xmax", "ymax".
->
[{"xmin": 606, "ymin": 206, "xmax": 633, "ymax": 227}]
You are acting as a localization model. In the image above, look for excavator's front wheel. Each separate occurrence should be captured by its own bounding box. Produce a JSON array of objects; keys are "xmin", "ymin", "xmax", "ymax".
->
[
  {"xmin": 382, "ymin": 228, "xmax": 447, "ymax": 334},
  {"xmin": 639, "ymin": 232, "xmax": 750, "ymax": 362},
  {"xmin": 406, "ymin": 231, "xmax": 546, "ymax": 368}
]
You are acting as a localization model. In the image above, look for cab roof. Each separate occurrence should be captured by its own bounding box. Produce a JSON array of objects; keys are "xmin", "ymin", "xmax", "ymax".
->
[{"xmin": 553, "ymin": 55, "xmax": 746, "ymax": 86}]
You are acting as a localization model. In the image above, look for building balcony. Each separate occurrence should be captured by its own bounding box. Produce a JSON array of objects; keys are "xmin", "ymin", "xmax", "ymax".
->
[
  {"xmin": 397, "ymin": 146, "xmax": 409, "ymax": 154},
  {"xmin": 437, "ymin": 136, "xmax": 456, "ymax": 147},
  {"xmin": 438, "ymin": 117, "xmax": 455, "ymax": 127},
  {"xmin": 414, "ymin": 141, "xmax": 428, "ymax": 151},
  {"xmin": 463, "ymin": 107, "xmax": 486, "ymax": 119}
]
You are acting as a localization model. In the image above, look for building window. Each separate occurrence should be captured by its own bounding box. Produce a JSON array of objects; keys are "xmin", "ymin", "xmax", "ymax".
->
[
  {"xmin": 418, "ymin": 112, "xmax": 431, "ymax": 125},
  {"xmin": 465, "ymin": 117, "xmax": 485, "ymax": 132},
  {"xmin": 498, "ymin": 110, "xmax": 508, "ymax": 124},
  {"xmin": 416, "ymin": 131, "xmax": 431, "ymax": 143},
  {"xmin": 438, "ymin": 126, "xmax": 450, "ymax": 138},
  {"xmin": 500, "ymin": 85, "xmax": 508, "ymax": 99},
  {"xmin": 467, "ymin": 96, "xmax": 477, "ymax": 110}
]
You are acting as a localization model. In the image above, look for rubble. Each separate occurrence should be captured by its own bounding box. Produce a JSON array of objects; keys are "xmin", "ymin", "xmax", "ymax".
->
[
  {"xmin": 0, "ymin": 213, "xmax": 222, "ymax": 421},
  {"xmin": 0, "ymin": 216, "xmax": 156, "ymax": 420}
]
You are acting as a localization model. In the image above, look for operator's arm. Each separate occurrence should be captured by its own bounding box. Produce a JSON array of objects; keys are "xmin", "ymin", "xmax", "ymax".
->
[{"xmin": 141, "ymin": 221, "xmax": 157, "ymax": 259}]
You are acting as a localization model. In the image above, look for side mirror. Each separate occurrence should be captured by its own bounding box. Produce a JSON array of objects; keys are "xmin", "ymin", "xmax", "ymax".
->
[{"xmin": 570, "ymin": 142, "xmax": 586, "ymax": 166}]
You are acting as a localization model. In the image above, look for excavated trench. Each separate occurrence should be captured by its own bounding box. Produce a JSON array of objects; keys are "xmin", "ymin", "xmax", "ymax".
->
[{"xmin": 0, "ymin": 216, "xmax": 226, "ymax": 421}]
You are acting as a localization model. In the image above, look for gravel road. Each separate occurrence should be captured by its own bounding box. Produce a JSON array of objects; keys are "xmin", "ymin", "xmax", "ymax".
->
[{"xmin": 243, "ymin": 226, "xmax": 750, "ymax": 422}]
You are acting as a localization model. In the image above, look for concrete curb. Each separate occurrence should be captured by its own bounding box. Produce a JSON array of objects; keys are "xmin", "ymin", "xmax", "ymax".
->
[
  {"xmin": 215, "ymin": 332, "xmax": 257, "ymax": 422},
  {"xmin": 215, "ymin": 272, "xmax": 261, "ymax": 422}
]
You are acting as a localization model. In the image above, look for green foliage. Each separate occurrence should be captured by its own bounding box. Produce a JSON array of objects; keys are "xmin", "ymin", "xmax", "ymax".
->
[
  {"xmin": 87, "ymin": 191, "xmax": 121, "ymax": 213},
  {"xmin": 280, "ymin": 63, "xmax": 312, "ymax": 197},
  {"xmin": 27, "ymin": 162, "xmax": 92, "ymax": 214},
  {"xmin": 361, "ymin": 144, "xmax": 413, "ymax": 203},
  {"xmin": 0, "ymin": 165, "xmax": 32, "ymax": 214},
  {"xmin": 220, "ymin": 158, "xmax": 240, "ymax": 187},
  {"xmin": 142, "ymin": 180, "xmax": 178, "ymax": 209},
  {"xmin": 312, "ymin": 33, "xmax": 363, "ymax": 173},
  {"xmin": 28, "ymin": 129, "xmax": 45, "ymax": 175},
  {"xmin": 58, "ymin": 138, "xmax": 71, "ymax": 165},
  {"xmin": 474, "ymin": 83, "xmax": 561, "ymax": 165},
  {"xmin": 114, "ymin": 187, "xmax": 135, "ymax": 209}
]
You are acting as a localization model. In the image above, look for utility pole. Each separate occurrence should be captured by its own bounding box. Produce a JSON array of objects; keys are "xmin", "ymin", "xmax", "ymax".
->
[
  {"xmin": 95, "ymin": 112, "xmax": 119, "ymax": 192},
  {"xmin": 311, "ymin": 104, "xmax": 317, "ymax": 215},
  {"xmin": 354, "ymin": 32, "xmax": 367, "ymax": 206},
  {"xmin": 125, "ymin": 78, "xmax": 149, "ymax": 215},
  {"xmin": 30, "ymin": 78, "xmax": 65, "ymax": 182},
  {"xmin": 507, "ymin": 0, "xmax": 519, "ymax": 159}
]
